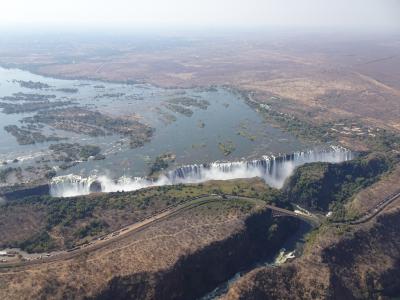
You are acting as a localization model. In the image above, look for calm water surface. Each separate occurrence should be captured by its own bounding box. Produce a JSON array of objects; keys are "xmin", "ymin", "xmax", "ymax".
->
[{"xmin": 0, "ymin": 67, "xmax": 307, "ymax": 178}]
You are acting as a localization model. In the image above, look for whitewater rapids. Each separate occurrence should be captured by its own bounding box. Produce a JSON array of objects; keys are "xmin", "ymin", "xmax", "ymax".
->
[{"xmin": 50, "ymin": 146, "xmax": 354, "ymax": 198}]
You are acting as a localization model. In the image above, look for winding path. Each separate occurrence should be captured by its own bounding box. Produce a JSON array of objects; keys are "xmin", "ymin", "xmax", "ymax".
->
[
  {"xmin": 349, "ymin": 190, "xmax": 400, "ymax": 225},
  {"xmin": 2, "ymin": 188, "xmax": 398, "ymax": 270},
  {"xmin": 1, "ymin": 194, "xmax": 299, "ymax": 269}
]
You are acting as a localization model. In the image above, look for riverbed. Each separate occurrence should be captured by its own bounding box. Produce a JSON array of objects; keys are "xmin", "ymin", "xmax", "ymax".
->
[
  {"xmin": 0, "ymin": 66, "xmax": 307, "ymax": 181},
  {"xmin": 200, "ymin": 219, "xmax": 313, "ymax": 300}
]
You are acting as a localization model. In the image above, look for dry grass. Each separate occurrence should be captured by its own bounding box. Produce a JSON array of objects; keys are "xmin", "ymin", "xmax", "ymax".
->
[
  {"xmin": 2, "ymin": 34, "xmax": 398, "ymax": 132},
  {"xmin": 0, "ymin": 200, "xmax": 257, "ymax": 299},
  {"xmin": 223, "ymin": 193, "xmax": 400, "ymax": 300},
  {"xmin": 0, "ymin": 205, "xmax": 46, "ymax": 246},
  {"xmin": 346, "ymin": 164, "xmax": 400, "ymax": 217}
]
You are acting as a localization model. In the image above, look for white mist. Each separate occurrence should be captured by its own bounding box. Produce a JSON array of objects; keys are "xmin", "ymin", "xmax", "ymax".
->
[{"xmin": 50, "ymin": 146, "xmax": 354, "ymax": 198}]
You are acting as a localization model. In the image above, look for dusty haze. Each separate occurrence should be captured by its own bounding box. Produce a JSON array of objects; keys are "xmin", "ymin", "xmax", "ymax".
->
[{"xmin": 1, "ymin": 0, "xmax": 399, "ymax": 32}]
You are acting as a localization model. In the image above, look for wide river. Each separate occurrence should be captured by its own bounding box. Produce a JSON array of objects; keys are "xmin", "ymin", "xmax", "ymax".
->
[{"xmin": 0, "ymin": 66, "xmax": 308, "ymax": 180}]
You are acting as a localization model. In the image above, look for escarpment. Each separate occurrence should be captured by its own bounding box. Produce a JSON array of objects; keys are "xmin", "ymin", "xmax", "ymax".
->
[
  {"xmin": 0, "ymin": 197, "xmax": 301, "ymax": 300},
  {"xmin": 223, "ymin": 206, "xmax": 400, "ymax": 300},
  {"xmin": 95, "ymin": 209, "xmax": 301, "ymax": 300}
]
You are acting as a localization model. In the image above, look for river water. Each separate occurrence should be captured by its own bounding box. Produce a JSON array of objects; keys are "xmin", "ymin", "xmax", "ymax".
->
[
  {"xmin": 0, "ymin": 67, "xmax": 308, "ymax": 178},
  {"xmin": 199, "ymin": 219, "xmax": 313, "ymax": 300}
]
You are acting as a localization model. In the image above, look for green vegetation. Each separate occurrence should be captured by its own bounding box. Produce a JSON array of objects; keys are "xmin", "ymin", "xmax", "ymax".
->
[
  {"xmin": 4, "ymin": 125, "xmax": 66, "ymax": 145},
  {"xmin": 56, "ymin": 88, "xmax": 78, "ymax": 94},
  {"xmin": 18, "ymin": 231, "xmax": 56, "ymax": 253},
  {"xmin": 218, "ymin": 141, "xmax": 236, "ymax": 156},
  {"xmin": 0, "ymin": 100, "xmax": 73, "ymax": 114},
  {"xmin": 151, "ymin": 158, "xmax": 169, "ymax": 173},
  {"xmin": 1, "ymin": 178, "xmax": 271, "ymax": 252},
  {"xmin": 23, "ymin": 107, "xmax": 154, "ymax": 143},
  {"xmin": 203, "ymin": 86, "xmax": 218, "ymax": 92},
  {"xmin": 168, "ymin": 97, "xmax": 210, "ymax": 110},
  {"xmin": 236, "ymin": 121, "xmax": 257, "ymax": 141},
  {"xmin": 148, "ymin": 153, "xmax": 176, "ymax": 176},
  {"xmin": 258, "ymin": 104, "xmax": 333, "ymax": 143},
  {"xmin": 3, "ymin": 147, "xmax": 394, "ymax": 253},
  {"xmin": 154, "ymin": 107, "xmax": 177, "ymax": 125},
  {"xmin": 79, "ymin": 145, "xmax": 101, "ymax": 160},
  {"xmin": 1, "ymin": 92, "xmax": 56, "ymax": 102},
  {"xmin": 237, "ymin": 130, "xmax": 256, "ymax": 141},
  {"xmin": 365, "ymin": 129, "xmax": 400, "ymax": 152},
  {"xmin": 43, "ymin": 196, "xmax": 98, "ymax": 228},
  {"xmin": 284, "ymin": 153, "xmax": 394, "ymax": 220},
  {"xmin": 165, "ymin": 103, "xmax": 194, "ymax": 117},
  {"xmin": 260, "ymin": 188, "xmax": 291, "ymax": 210},
  {"xmin": 49, "ymin": 143, "xmax": 103, "ymax": 164},
  {"xmin": 74, "ymin": 220, "xmax": 109, "ymax": 239},
  {"xmin": 13, "ymin": 80, "xmax": 51, "ymax": 90},
  {"xmin": 129, "ymin": 136, "xmax": 151, "ymax": 149},
  {"xmin": 0, "ymin": 167, "xmax": 20, "ymax": 183},
  {"xmin": 96, "ymin": 93, "xmax": 125, "ymax": 98},
  {"xmin": 244, "ymin": 93, "xmax": 400, "ymax": 153}
]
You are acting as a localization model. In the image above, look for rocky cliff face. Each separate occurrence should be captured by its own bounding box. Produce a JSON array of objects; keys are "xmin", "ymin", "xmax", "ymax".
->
[
  {"xmin": 322, "ymin": 210, "xmax": 400, "ymax": 299},
  {"xmin": 223, "ymin": 206, "xmax": 400, "ymax": 300},
  {"xmin": 94, "ymin": 210, "xmax": 301, "ymax": 300},
  {"xmin": 0, "ymin": 201, "xmax": 302, "ymax": 300},
  {"xmin": 0, "ymin": 184, "xmax": 49, "ymax": 201}
]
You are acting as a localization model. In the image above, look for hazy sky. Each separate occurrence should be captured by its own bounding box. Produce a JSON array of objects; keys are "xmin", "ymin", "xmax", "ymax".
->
[{"xmin": 1, "ymin": 0, "xmax": 399, "ymax": 31}]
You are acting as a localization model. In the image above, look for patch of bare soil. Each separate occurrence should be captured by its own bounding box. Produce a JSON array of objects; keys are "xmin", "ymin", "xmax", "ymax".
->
[
  {"xmin": 2, "ymin": 34, "xmax": 399, "ymax": 132},
  {"xmin": 0, "ymin": 200, "xmax": 257, "ymax": 299}
]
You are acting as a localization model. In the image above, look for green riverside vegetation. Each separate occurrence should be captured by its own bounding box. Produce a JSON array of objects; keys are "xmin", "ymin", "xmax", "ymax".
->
[
  {"xmin": 1, "ymin": 148, "xmax": 397, "ymax": 253},
  {"xmin": 1, "ymin": 179, "xmax": 272, "ymax": 253},
  {"xmin": 283, "ymin": 153, "xmax": 396, "ymax": 220}
]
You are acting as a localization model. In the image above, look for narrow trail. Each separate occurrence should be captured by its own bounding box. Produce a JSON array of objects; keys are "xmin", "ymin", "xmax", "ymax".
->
[
  {"xmin": 349, "ymin": 190, "xmax": 400, "ymax": 225},
  {"xmin": 2, "ymin": 189, "xmax": 397, "ymax": 271},
  {"xmin": 328, "ymin": 190, "xmax": 400, "ymax": 226},
  {"xmin": 0, "ymin": 195, "xmax": 272, "ymax": 270}
]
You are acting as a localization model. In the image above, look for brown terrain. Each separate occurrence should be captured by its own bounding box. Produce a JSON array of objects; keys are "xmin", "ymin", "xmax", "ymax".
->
[
  {"xmin": 222, "ymin": 166, "xmax": 400, "ymax": 300},
  {"xmin": 1, "ymin": 31, "xmax": 400, "ymax": 300},
  {"xmin": 0, "ymin": 190, "xmax": 299, "ymax": 300},
  {"xmin": 347, "ymin": 164, "xmax": 400, "ymax": 217},
  {"xmin": 0, "ymin": 179, "xmax": 270, "ymax": 252},
  {"xmin": 0, "ymin": 205, "xmax": 46, "ymax": 245},
  {"xmin": 1, "ymin": 156, "xmax": 398, "ymax": 299},
  {"xmin": 1, "ymin": 32, "xmax": 399, "ymax": 132}
]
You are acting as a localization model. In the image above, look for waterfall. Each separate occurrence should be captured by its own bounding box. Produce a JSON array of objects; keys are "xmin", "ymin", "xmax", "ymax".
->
[
  {"xmin": 50, "ymin": 146, "xmax": 354, "ymax": 197},
  {"xmin": 49, "ymin": 174, "xmax": 99, "ymax": 198}
]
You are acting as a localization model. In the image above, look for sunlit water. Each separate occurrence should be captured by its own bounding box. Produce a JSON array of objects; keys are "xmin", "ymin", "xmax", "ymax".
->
[
  {"xmin": 0, "ymin": 66, "xmax": 310, "ymax": 181},
  {"xmin": 50, "ymin": 147, "xmax": 353, "ymax": 197}
]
